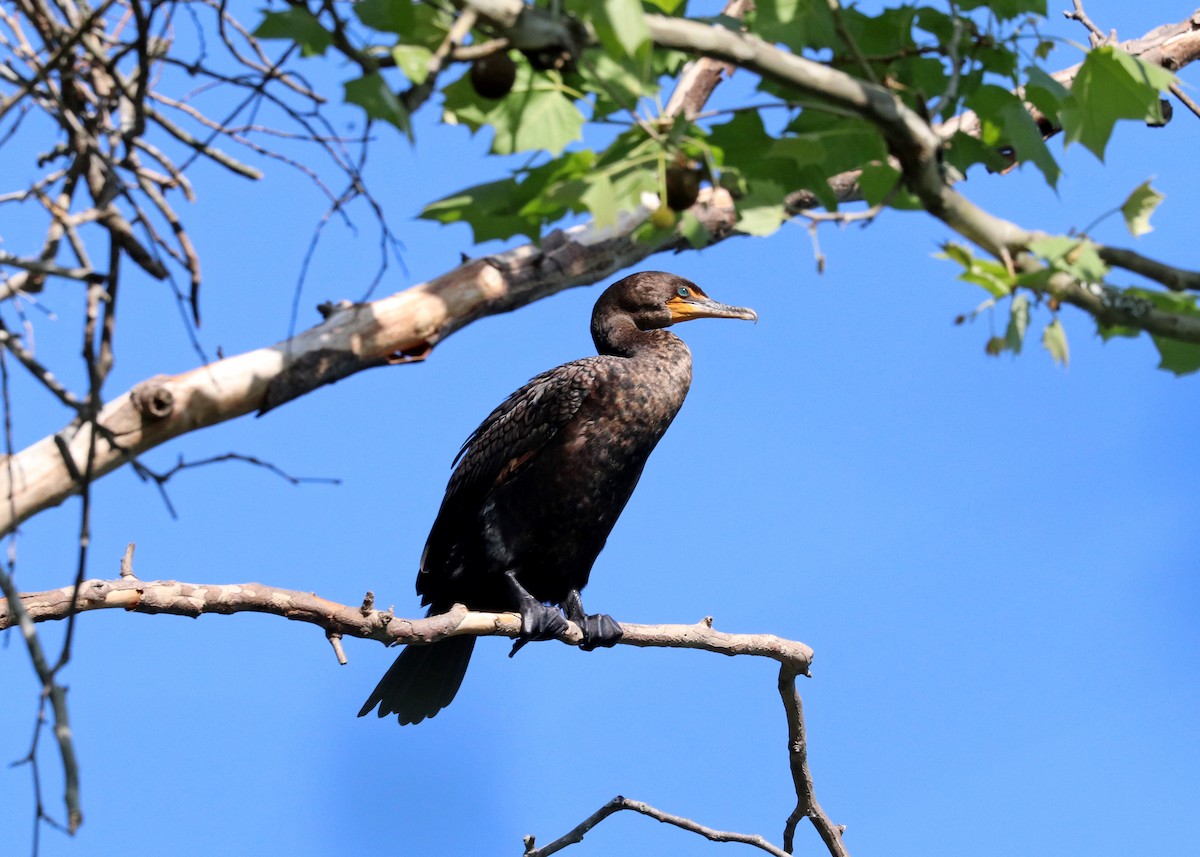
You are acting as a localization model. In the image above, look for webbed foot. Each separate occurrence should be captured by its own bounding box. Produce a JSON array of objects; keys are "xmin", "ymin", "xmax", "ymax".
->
[
  {"xmin": 564, "ymin": 589, "xmax": 623, "ymax": 651},
  {"xmin": 505, "ymin": 572, "xmax": 571, "ymax": 657},
  {"xmin": 576, "ymin": 612, "xmax": 623, "ymax": 651}
]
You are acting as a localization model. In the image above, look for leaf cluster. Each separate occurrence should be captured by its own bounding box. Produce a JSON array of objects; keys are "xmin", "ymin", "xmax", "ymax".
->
[{"xmin": 252, "ymin": 0, "xmax": 1194, "ymax": 372}]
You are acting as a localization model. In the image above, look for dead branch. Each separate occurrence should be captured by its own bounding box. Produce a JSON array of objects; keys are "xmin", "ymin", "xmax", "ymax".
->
[
  {"xmin": 524, "ymin": 795, "xmax": 791, "ymax": 857},
  {"xmin": 1, "ymin": 576, "xmax": 823, "ymax": 851},
  {"xmin": 0, "ymin": 577, "xmax": 814, "ymax": 674}
]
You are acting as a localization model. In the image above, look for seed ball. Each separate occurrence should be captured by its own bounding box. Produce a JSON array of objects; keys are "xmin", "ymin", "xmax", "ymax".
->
[
  {"xmin": 665, "ymin": 166, "xmax": 701, "ymax": 211},
  {"xmin": 470, "ymin": 52, "xmax": 517, "ymax": 100},
  {"xmin": 650, "ymin": 205, "xmax": 677, "ymax": 230}
]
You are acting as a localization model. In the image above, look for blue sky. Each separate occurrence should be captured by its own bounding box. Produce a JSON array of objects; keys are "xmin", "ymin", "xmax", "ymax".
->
[{"xmin": 1, "ymin": 2, "xmax": 1197, "ymax": 856}]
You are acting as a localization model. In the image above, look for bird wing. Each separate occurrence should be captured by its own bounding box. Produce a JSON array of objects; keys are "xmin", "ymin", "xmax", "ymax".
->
[{"xmin": 417, "ymin": 357, "xmax": 607, "ymax": 597}]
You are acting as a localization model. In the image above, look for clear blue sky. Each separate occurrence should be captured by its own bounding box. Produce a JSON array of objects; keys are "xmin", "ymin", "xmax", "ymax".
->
[{"xmin": 1, "ymin": 2, "xmax": 1197, "ymax": 856}]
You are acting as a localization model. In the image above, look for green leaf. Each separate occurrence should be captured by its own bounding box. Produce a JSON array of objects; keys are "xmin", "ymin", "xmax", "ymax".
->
[
  {"xmin": 966, "ymin": 85, "xmax": 1060, "ymax": 187},
  {"xmin": 785, "ymin": 113, "xmax": 887, "ymax": 177},
  {"xmin": 1062, "ymin": 46, "xmax": 1176, "ymax": 160},
  {"xmin": 1028, "ymin": 236, "xmax": 1108, "ymax": 282},
  {"xmin": 344, "ymin": 73, "xmax": 411, "ymax": 138},
  {"xmin": 443, "ymin": 66, "xmax": 585, "ymax": 155},
  {"xmin": 859, "ymin": 163, "xmax": 922, "ymax": 210},
  {"xmin": 490, "ymin": 88, "xmax": 585, "ymax": 155},
  {"xmin": 570, "ymin": 50, "xmax": 654, "ymax": 120},
  {"xmin": 354, "ymin": 0, "xmax": 413, "ymax": 34},
  {"xmin": 1096, "ymin": 321, "xmax": 1140, "ymax": 341},
  {"xmin": 752, "ymin": 0, "xmax": 837, "ymax": 52},
  {"xmin": 591, "ymin": 0, "xmax": 650, "ymax": 60},
  {"xmin": 1005, "ymin": 294, "xmax": 1029, "ymax": 354},
  {"xmin": 254, "ymin": 8, "xmax": 331, "ymax": 57},
  {"xmin": 581, "ymin": 174, "xmax": 619, "ymax": 228},
  {"xmin": 1150, "ymin": 337, "xmax": 1200, "ymax": 376},
  {"xmin": 957, "ymin": 0, "xmax": 1046, "ymax": 20},
  {"xmin": 858, "ymin": 162, "xmax": 900, "ymax": 206},
  {"xmin": 643, "ymin": 0, "xmax": 687, "ymax": 11},
  {"xmin": 1124, "ymin": 289, "xmax": 1200, "ymax": 375},
  {"xmin": 1042, "ymin": 317, "xmax": 1069, "ymax": 367},
  {"xmin": 1120, "ymin": 180, "xmax": 1164, "ymax": 238},
  {"xmin": 942, "ymin": 130, "xmax": 1012, "ymax": 175},
  {"xmin": 736, "ymin": 180, "xmax": 788, "ymax": 237},
  {"xmin": 422, "ymin": 177, "xmax": 535, "ymax": 242},
  {"xmin": 678, "ymin": 211, "xmax": 710, "ymax": 249},
  {"xmin": 1023, "ymin": 66, "xmax": 1069, "ymax": 120},
  {"xmin": 392, "ymin": 44, "xmax": 432, "ymax": 85},
  {"xmin": 937, "ymin": 242, "xmax": 1017, "ymax": 298}
]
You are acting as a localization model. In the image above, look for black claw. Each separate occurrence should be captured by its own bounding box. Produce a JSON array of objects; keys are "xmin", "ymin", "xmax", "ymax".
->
[
  {"xmin": 508, "ymin": 601, "xmax": 570, "ymax": 657},
  {"xmin": 578, "ymin": 613, "xmax": 623, "ymax": 651}
]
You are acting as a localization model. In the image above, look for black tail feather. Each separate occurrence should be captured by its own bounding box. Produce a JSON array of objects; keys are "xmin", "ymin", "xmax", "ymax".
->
[{"xmin": 358, "ymin": 635, "xmax": 475, "ymax": 725}]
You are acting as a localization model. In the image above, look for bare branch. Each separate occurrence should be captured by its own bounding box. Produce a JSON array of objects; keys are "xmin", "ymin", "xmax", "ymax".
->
[
  {"xmin": 0, "ymin": 578, "xmax": 814, "ymax": 674},
  {"xmin": 780, "ymin": 667, "xmax": 847, "ymax": 856},
  {"xmin": 1064, "ymin": 0, "xmax": 1116, "ymax": 47},
  {"xmin": 1097, "ymin": 245, "xmax": 1200, "ymax": 293},
  {"xmin": 0, "ymin": 565, "xmax": 83, "ymax": 836},
  {"xmin": 525, "ymin": 795, "xmax": 792, "ymax": 857}
]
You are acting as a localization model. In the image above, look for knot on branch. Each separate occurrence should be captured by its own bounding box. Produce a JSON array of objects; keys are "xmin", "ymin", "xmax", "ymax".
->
[{"xmin": 131, "ymin": 377, "xmax": 175, "ymax": 420}]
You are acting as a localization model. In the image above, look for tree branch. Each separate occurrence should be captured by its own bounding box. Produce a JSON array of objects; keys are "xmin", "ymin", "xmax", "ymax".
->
[
  {"xmin": 4, "ymin": 6, "xmax": 1197, "ymax": 540},
  {"xmin": 2, "ymin": 575, "xmax": 821, "ymax": 851},
  {"xmin": 0, "ymin": 577, "xmax": 814, "ymax": 673},
  {"xmin": 524, "ymin": 795, "xmax": 791, "ymax": 857}
]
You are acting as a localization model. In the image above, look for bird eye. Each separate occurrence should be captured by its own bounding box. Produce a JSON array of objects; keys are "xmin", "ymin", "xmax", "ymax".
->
[{"xmin": 677, "ymin": 287, "xmax": 690, "ymax": 297}]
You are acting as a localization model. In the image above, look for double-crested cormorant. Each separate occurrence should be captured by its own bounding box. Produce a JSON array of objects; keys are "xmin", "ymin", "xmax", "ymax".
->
[{"xmin": 359, "ymin": 271, "xmax": 757, "ymax": 724}]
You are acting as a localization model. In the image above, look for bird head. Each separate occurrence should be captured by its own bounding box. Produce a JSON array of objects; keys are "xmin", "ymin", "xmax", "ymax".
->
[{"xmin": 596, "ymin": 271, "xmax": 758, "ymax": 332}]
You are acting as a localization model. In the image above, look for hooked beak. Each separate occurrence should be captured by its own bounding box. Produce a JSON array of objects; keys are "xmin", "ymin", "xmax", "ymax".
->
[{"xmin": 666, "ymin": 293, "xmax": 758, "ymax": 325}]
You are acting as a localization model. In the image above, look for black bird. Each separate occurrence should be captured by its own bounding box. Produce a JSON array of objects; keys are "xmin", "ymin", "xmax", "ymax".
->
[{"xmin": 359, "ymin": 271, "xmax": 756, "ymax": 724}]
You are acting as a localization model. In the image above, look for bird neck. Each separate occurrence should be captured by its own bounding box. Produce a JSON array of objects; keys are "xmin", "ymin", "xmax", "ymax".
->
[{"xmin": 592, "ymin": 313, "xmax": 683, "ymax": 359}]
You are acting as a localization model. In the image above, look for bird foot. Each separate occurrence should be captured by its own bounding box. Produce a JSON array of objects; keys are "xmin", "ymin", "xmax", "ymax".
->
[
  {"xmin": 576, "ymin": 613, "xmax": 623, "ymax": 652},
  {"xmin": 508, "ymin": 603, "xmax": 570, "ymax": 658}
]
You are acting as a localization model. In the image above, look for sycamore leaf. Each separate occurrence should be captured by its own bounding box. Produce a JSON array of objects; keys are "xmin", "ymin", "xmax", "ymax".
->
[
  {"xmin": 254, "ymin": 8, "xmax": 331, "ymax": 57},
  {"xmin": 354, "ymin": 0, "xmax": 413, "ymax": 34},
  {"xmin": 422, "ymin": 178, "xmax": 531, "ymax": 242},
  {"xmin": 1122, "ymin": 288, "xmax": 1200, "ymax": 374},
  {"xmin": 1120, "ymin": 180, "xmax": 1164, "ymax": 238},
  {"xmin": 1023, "ymin": 66, "xmax": 1069, "ymax": 121},
  {"xmin": 1042, "ymin": 318, "xmax": 1069, "ymax": 367},
  {"xmin": 392, "ymin": 45, "xmax": 432, "ymax": 85},
  {"xmin": 443, "ymin": 65, "xmax": 584, "ymax": 155},
  {"xmin": 937, "ymin": 242, "xmax": 1016, "ymax": 298},
  {"xmin": 344, "ymin": 73, "xmax": 411, "ymax": 139},
  {"xmin": 967, "ymin": 85, "xmax": 1060, "ymax": 187},
  {"xmin": 859, "ymin": 163, "xmax": 922, "ymax": 210},
  {"xmin": 591, "ymin": 0, "xmax": 650, "ymax": 60},
  {"xmin": 1062, "ymin": 46, "xmax": 1176, "ymax": 160},
  {"xmin": 581, "ymin": 174, "xmax": 619, "ymax": 229},
  {"xmin": 679, "ymin": 211, "xmax": 711, "ymax": 249},
  {"xmin": 736, "ymin": 180, "xmax": 788, "ymax": 237},
  {"xmin": 752, "ymin": 0, "xmax": 837, "ymax": 52},
  {"xmin": 957, "ymin": 0, "xmax": 1046, "ymax": 20},
  {"xmin": 1006, "ymin": 294, "xmax": 1030, "ymax": 355},
  {"xmin": 1150, "ymin": 337, "xmax": 1200, "ymax": 376},
  {"xmin": 1028, "ymin": 236, "xmax": 1108, "ymax": 283}
]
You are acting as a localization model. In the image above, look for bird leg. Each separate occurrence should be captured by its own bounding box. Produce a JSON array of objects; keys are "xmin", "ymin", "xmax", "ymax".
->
[
  {"xmin": 564, "ymin": 589, "xmax": 624, "ymax": 652},
  {"xmin": 505, "ymin": 571, "xmax": 569, "ymax": 658}
]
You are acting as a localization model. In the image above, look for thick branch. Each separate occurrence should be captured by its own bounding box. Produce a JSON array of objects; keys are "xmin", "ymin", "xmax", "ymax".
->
[{"xmin": 0, "ymin": 190, "xmax": 738, "ymax": 539}]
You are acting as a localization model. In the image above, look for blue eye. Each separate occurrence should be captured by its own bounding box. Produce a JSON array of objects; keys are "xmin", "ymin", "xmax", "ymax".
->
[{"xmin": 677, "ymin": 287, "xmax": 690, "ymax": 297}]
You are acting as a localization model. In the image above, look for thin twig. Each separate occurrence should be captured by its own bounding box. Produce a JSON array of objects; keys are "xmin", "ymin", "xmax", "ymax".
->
[
  {"xmin": 1168, "ymin": 81, "xmax": 1200, "ymax": 121},
  {"xmin": 525, "ymin": 796, "xmax": 791, "ymax": 857},
  {"xmin": 1063, "ymin": 0, "xmax": 1115, "ymax": 47}
]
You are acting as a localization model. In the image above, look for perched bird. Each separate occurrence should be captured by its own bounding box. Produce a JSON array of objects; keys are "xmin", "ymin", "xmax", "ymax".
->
[{"xmin": 359, "ymin": 271, "xmax": 756, "ymax": 724}]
